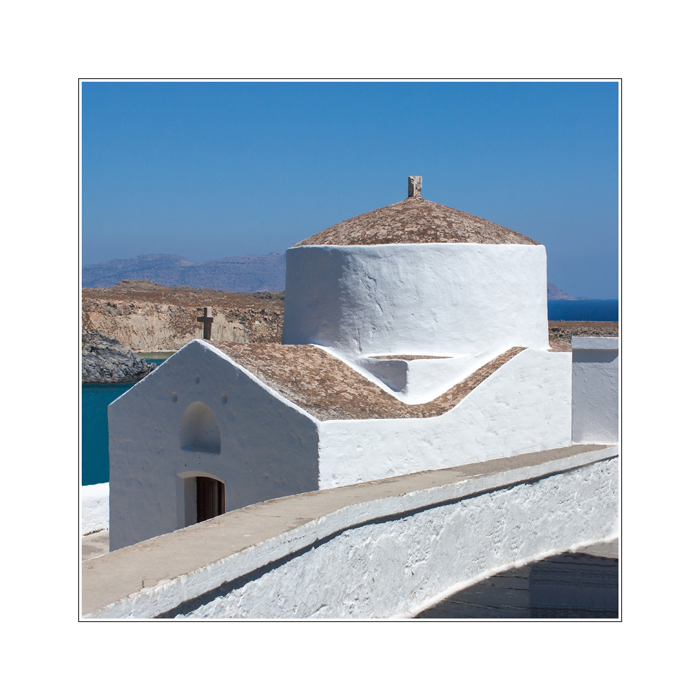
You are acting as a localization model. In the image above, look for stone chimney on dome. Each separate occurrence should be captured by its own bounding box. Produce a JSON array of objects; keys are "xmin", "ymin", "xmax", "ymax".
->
[{"xmin": 408, "ymin": 176, "xmax": 422, "ymax": 198}]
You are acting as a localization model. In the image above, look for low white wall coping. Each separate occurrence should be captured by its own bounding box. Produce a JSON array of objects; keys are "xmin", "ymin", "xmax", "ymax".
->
[
  {"xmin": 572, "ymin": 337, "xmax": 618, "ymax": 350},
  {"xmin": 83, "ymin": 444, "xmax": 617, "ymax": 618}
]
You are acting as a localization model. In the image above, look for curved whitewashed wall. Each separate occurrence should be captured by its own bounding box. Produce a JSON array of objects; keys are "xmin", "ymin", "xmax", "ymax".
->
[{"xmin": 282, "ymin": 244, "xmax": 549, "ymax": 357}]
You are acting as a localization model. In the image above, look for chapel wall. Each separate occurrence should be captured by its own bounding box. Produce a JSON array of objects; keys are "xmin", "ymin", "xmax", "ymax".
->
[{"xmin": 108, "ymin": 341, "xmax": 320, "ymax": 551}]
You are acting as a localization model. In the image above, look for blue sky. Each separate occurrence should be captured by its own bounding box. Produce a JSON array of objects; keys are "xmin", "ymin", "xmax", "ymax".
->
[{"xmin": 81, "ymin": 81, "xmax": 618, "ymax": 299}]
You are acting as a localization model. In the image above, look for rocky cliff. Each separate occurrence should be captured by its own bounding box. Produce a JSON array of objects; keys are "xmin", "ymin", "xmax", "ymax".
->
[
  {"xmin": 82, "ymin": 329, "xmax": 155, "ymax": 384},
  {"xmin": 82, "ymin": 280, "xmax": 284, "ymax": 353}
]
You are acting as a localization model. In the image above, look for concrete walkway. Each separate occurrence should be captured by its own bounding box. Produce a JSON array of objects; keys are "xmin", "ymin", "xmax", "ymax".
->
[{"xmin": 82, "ymin": 530, "xmax": 110, "ymax": 562}]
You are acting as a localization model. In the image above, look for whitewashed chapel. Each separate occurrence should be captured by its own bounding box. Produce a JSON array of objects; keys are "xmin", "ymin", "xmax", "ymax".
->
[{"xmin": 109, "ymin": 177, "xmax": 576, "ymax": 551}]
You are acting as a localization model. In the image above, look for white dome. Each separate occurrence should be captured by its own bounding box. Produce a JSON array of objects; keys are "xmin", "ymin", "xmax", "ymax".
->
[{"xmin": 283, "ymin": 182, "xmax": 549, "ymax": 359}]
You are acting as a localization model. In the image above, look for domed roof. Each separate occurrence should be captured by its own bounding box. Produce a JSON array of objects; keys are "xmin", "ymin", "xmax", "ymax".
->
[{"xmin": 293, "ymin": 179, "xmax": 540, "ymax": 247}]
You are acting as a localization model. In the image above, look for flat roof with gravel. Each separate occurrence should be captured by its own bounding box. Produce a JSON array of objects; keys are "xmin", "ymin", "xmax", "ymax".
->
[{"xmin": 209, "ymin": 341, "xmax": 525, "ymax": 421}]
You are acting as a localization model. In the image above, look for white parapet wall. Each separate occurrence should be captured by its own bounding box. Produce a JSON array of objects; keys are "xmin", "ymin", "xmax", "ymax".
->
[
  {"xmin": 317, "ymin": 348, "xmax": 572, "ymax": 488},
  {"xmin": 82, "ymin": 445, "xmax": 618, "ymax": 619},
  {"xmin": 572, "ymin": 337, "xmax": 619, "ymax": 444}
]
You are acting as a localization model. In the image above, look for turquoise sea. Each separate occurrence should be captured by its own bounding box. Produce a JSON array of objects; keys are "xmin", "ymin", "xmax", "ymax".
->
[
  {"xmin": 81, "ymin": 358, "xmax": 165, "ymax": 485},
  {"xmin": 81, "ymin": 300, "xmax": 619, "ymax": 486}
]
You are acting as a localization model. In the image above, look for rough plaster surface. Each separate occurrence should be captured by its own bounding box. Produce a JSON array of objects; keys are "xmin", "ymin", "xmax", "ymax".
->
[
  {"xmin": 82, "ymin": 482, "xmax": 109, "ymax": 535},
  {"xmin": 82, "ymin": 447, "xmax": 618, "ymax": 619},
  {"xmin": 282, "ymin": 244, "xmax": 549, "ymax": 357},
  {"xmin": 181, "ymin": 461, "xmax": 618, "ymax": 620},
  {"xmin": 572, "ymin": 338, "xmax": 618, "ymax": 444},
  {"xmin": 292, "ymin": 196, "xmax": 540, "ymax": 247}
]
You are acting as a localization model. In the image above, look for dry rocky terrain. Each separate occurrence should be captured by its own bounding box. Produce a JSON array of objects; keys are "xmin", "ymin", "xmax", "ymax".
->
[
  {"xmin": 82, "ymin": 280, "xmax": 617, "ymax": 382},
  {"xmin": 82, "ymin": 280, "xmax": 284, "ymax": 353},
  {"xmin": 548, "ymin": 321, "xmax": 618, "ymax": 351}
]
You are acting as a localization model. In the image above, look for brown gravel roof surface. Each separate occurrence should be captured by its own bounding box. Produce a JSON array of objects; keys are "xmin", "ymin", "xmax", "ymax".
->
[
  {"xmin": 209, "ymin": 341, "xmax": 525, "ymax": 421},
  {"xmin": 293, "ymin": 197, "xmax": 540, "ymax": 247}
]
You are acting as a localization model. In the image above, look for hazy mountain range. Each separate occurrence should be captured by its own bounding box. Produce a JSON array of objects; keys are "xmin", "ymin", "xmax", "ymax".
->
[
  {"xmin": 82, "ymin": 252, "xmax": 579, "ymax": 299},
  {"xmin": 82, "ymin": 253, "xmax": 286, "ymax": 293}
]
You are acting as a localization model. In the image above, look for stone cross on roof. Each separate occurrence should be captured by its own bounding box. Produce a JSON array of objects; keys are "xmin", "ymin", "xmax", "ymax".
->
[
  {"xmin": 408, "ymin": 176, "xmax": 422, "ymax": 198},
  {"xmin": 197, "ymin": 307, "xmax": 214, "ymax": 340}
]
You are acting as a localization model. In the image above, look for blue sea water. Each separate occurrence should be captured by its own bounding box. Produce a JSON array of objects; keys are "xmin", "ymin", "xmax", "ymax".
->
[
  {"xmin": 82, "ymin": 300, "xmax": 618, "ymax": 486},
  {"xmin": 81, "ymin": 359, "xmax": 165, "ymax": 486},
  {"xmin": 548, "ymin": 299, "xmax": 618, "ymax": 322}
]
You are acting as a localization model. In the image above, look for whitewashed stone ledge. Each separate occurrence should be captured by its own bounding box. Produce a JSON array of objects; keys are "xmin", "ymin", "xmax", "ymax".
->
[{"xmin": 82, "ymin": 444, "xmax": 618, "ymax": 619}]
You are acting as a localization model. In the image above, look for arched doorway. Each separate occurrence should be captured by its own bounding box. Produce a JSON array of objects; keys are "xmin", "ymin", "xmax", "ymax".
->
[{"xmin": 196, "ymin": 476, "xmax": 225, "ymax": 523}]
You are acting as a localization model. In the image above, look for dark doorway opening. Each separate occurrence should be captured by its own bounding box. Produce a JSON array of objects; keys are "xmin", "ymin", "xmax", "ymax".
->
[{"xmin": 196, "ymin": 477, "xmax": 225, "ymax": 523}]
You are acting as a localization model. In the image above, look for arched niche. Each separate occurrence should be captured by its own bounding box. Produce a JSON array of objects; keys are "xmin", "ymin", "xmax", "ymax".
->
[{"xmin": 180, "ymin": 401, "xmax": 221, "ymax": 454}]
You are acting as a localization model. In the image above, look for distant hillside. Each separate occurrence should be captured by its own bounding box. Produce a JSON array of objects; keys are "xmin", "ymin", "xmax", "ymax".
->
[
  {"xmin": 82, "ymin": 253, "xmax": 286, "ymax": 292},
  {"xmin": 547, "ymin": 282, "xmax": 579, "ymax": 300},
  {"xmin": 83, "ymin": 252, "xmax": 577, "ymax": 299}
]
